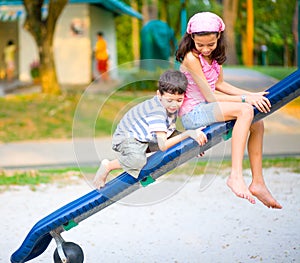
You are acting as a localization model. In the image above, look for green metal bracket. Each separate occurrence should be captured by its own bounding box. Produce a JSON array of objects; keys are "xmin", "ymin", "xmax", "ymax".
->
[
  {"xmin": 140, "ymin": 175, "xmax": 155, "ymax": 187},
  {"xmin": 63, "ymin": 220, "xmax": 78, "ymax": 231},
  {"xmin": 222, "ymin": 128, "xmax": 233, "ymax": 141}
]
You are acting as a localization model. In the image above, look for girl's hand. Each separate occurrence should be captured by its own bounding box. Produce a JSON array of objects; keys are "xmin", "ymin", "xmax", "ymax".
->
[
  {"xmin": 188, "ymin": 127, "xmax": 208, "ymax": 146},
  {"xmin": 246, "ymin": 92, "xmax": 271, "ymax": 113}
]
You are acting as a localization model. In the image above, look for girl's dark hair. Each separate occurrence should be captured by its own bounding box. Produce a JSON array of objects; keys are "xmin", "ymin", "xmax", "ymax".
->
[
  {"xmin": 175, "ymin": 32, "xmax": 226, "ymax": 65},
  {"xmin": 158, "ymin": 70, "xmax": 188, "ymax": 95}
]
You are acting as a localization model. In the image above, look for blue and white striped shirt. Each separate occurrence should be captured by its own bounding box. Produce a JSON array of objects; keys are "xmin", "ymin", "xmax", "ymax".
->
[{"xmin": 112, "ymin": 96, "xmax": 177, "ymax": 145}]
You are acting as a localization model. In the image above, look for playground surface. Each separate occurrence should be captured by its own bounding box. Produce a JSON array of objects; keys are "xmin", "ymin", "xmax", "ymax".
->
[{"xmin": 1, "ymin": 168, "xmax": 300, "ymax": 263}]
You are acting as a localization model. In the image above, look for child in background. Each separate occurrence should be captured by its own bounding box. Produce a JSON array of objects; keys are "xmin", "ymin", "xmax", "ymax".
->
[
  {"xmin": 94, "ymin": 32, "xmax": 110, "ymax": 81},
  {"xmin": 93, "ymin": 70, "xmax": 207, "ymax": 188},
  {"xmin": 176, "ymin": 12, "xmax": 281, "ymax": 208},
  {"xmin": 3, "ymin": 40, "xmax": 16, "ymax": 81}
]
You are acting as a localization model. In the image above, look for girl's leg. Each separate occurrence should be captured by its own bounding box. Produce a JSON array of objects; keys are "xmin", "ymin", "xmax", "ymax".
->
[
  {"xmin": 93, "ymin": 159, "xmax": 121, "ymax": 189},
  {"xmin": 247, "ymin": 121, "xmax": 282, "ymax": 208},
  {"xmin": 214, "ymin": 102, "xmax": 255, "ymax": 204}
]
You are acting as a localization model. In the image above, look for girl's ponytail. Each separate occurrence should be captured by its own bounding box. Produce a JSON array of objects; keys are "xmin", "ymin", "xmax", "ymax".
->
[{"xmin": 175, "ymin": 33, "xmax": 195, "ymax": 63}]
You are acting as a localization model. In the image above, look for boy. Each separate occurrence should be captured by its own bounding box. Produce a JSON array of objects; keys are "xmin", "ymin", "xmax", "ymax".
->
[{"xmin": 93, "ymin": 70, "xmax": 207, "ymax": 189}]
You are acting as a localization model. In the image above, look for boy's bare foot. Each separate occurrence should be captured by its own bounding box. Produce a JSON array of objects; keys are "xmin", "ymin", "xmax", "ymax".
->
[
  {"xmin": 249, "ymin": 183, "xmax": 282, "ymax": 209},
  {"xmin": 93, "ymin": 159, "xmax": 110, "ymax": 189},
  {"xmin": 227, "ymin": 176, "xmax": 256, "ymax": 204}
]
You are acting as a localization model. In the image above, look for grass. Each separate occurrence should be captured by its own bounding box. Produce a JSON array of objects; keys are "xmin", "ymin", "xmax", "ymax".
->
[
  {"xmin": 0, "ymin": 157, "xmax": 299, "ymax": 188},
  {"xmin": 249, "ymin": 66, "xmax": 300, "ymax": 119},
  {"xmin": 250, "ymin": 66, "xmax": 297, "ymax": 80},
  {"xmin": 0, "ymin": 91, "xmax": 149, "ymax": 142},
  {"xmin": 0, "ymin": 93, "xmax": 79, "ymax": 142},
  {"xmin": 0, "ymin": 170, "xmax": 52, "ymax": 186},
  {"xmin": 0, "ymin": 167, "xmax": 83, "ymax": 191},
  {"xmin": 0, "ymin": 66, "xmax": 298, "ymax": 143},
  {"xmin": 175, "ymin": 156, "xmax": 300, "ymax": 175}
]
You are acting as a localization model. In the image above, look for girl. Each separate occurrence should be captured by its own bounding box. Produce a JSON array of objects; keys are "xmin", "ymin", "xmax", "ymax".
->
[{"xmin": 176, "ymin": 12, "xmax": 281, "ymax": 208}]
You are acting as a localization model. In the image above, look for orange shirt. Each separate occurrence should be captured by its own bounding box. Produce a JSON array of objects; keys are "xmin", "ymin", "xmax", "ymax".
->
[{"xmin": 95, "ymin": 37, "xmax": 108, "ymax": 60}]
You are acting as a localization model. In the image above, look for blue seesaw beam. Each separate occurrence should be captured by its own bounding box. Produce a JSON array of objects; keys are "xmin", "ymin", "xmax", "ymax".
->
[{"xmin": 11, "ymin": 70, "xmax": 300, "ymax": 263}]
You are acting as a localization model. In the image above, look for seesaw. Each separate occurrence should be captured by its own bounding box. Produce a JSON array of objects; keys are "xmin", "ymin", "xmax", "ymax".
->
[{"xmin": 11, "ymin": 69, "xmax": 300, "ymax": 263}]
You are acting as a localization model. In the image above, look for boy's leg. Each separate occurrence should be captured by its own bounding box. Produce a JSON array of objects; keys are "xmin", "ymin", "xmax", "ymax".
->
[
  {"xmin": 93, "ymin": 159, "xmax": 121, "ymax": 189},
  {"xmin": 247, "ymin": 121, "xmax": 282, "ymax": 208},
  {"xmin": 114, "ymin": 138, "xmax": 148, "ymax": 178},
  {"xmin": 94, "ymin": 138, "xmax": 147, "ymax": 188}
]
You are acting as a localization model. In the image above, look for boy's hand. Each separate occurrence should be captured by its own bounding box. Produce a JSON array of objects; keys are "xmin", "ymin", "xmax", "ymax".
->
[{"xmin": 188, "ymin": 127, "xmax": 207, "ymax": 146}]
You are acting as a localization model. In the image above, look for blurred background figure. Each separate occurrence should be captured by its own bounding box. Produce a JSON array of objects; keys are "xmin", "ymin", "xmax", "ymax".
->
[
  {"xmin": 94, "ymin": 31, "xmax": 110, "ymax": 82},
  {"xmin": 3, "ymin": 40, "xmax": 16, "ymax": 81},
  {"xmin": 140, "ymin": 20, "xmax": 177, "ymax": 71}
]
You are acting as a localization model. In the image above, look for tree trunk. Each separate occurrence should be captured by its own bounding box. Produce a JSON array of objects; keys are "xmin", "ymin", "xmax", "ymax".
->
[
  {"xmin": 142, "ymin": 0, "xmax": 158, "ymax": 25},
  {"xmin": 39, "ymin": 40, "xmax": 60, "ymax": 94},
  {"xmin": 131, "ymin": 0, "xmax": 140, "ymax": 62},
  {"xmin": 223, "ymin": 0, "xmax": 238, "ymax": 65},
  {"xmin": 23, "ymin": 0, "xmax": 67, "ymax": 94},
  {"xmin": 292, "ymin": 1, "xmax": 298, "ymax": 66},
  {"xmin": 283, "ymin": 37, "xmax": 290, "ymax": 67},
  {"xmin": 160, "ymin": 0, "xmax": 168, "ymax": 22},
  {"xmin": 242, "ymin": 0, "xmax": 254, "ymax": 66},
  {"xmin": 142, "ymin": 0, "xmax": 149, "ymax": 25}
]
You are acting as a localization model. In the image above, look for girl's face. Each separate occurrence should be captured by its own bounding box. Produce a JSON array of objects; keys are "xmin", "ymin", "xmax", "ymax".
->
[{"xmin": 192, "ymin": 33, "xmax": 219, "ymax": 58}]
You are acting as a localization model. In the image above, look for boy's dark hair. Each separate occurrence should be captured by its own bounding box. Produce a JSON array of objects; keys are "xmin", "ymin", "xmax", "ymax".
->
[
  {"xmin": 97, "ymin": 31, "xmax": 104, "ymax": 36},
  {"xmin": 158, "ymin": 70, "xmax": 188, "ymax": 95},
  {"xmin": 175, "ymin": 31, "xmax": 226, "ymax": 65}
]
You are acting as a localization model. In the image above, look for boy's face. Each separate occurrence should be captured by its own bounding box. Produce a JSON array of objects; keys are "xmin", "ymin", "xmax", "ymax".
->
[{"xmin": 157, "ymin": 91, "xmax": 184, "ymax": 114}]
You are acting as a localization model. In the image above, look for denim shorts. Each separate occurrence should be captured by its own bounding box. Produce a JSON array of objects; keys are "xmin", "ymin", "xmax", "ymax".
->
[
  {"xmin": 112, "ymin": 137, "xmax": 149, "ymax": 178},
  {"xmin": 181, "ymin": 102, "xmax": 219, "ymax": 129}
]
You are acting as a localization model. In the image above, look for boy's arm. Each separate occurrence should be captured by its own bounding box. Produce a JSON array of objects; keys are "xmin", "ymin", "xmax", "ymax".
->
[{"xmin": 156, "ymin": 128, "xmax": 207, "ymax": 152}]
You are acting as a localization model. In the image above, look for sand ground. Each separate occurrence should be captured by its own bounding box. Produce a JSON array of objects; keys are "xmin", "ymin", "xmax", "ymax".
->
[{"xmin": 2, "ymin": 168, "xmax": 299, "ymax": 263}]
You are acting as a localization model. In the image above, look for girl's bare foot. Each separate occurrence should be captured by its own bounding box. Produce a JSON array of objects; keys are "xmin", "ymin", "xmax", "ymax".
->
[
  {"xmin": 249, "ymin": 182, "xmax": 282, "ymax": 209},
  {"xmin": 227, "ymin": 176, "xmax": 256, "ymax": 204},
  {"xmin": 93, "ymin": 159, "xmax": 110, "ymax": 189}
]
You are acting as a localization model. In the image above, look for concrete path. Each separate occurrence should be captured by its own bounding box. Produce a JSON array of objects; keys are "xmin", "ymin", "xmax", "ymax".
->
[
  {"xmin": 223, "ymin": 67, "xmax": 278, "ymax": 91},
  {"xmin": 0, "ymin": 68, "xmax": 299, "ymax": 169}
]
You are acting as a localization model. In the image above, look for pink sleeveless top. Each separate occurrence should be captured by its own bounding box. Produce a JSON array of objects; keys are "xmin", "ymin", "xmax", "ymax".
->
[{"xmin": 179, "ymin": 54, "xmax": 221, "ymax": 116}]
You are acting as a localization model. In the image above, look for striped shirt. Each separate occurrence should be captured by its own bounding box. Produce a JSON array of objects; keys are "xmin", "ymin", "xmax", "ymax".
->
[{"xmin": 112, "ymin": 96, "xmax": 177, "ymax": 145}]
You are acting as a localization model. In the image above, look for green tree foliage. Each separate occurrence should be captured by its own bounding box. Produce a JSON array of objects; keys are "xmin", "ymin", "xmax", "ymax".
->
[
  {"xmin": 115, "ymin": 14, "xmax": 134, "ymax": 64},
  {"xmin": 238, "ymin": 0, "xmax": 296, "ymax": 66},
  {"xmin": 116, "ymin": 0, "xmax": 296, "ymax": 66},
  {"xmin": 115, "ymin": 0, "xmax": 222, "ymax": 64},
  {"xmin": 168, "ymin": 0, "xmax": 222, "ymax": 38}
]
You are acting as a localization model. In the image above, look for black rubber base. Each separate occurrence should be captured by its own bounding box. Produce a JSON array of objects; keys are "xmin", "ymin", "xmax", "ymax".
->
[{"xmin": 53, "ymin": 242, "xmax": 84, "ymax": 263}]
